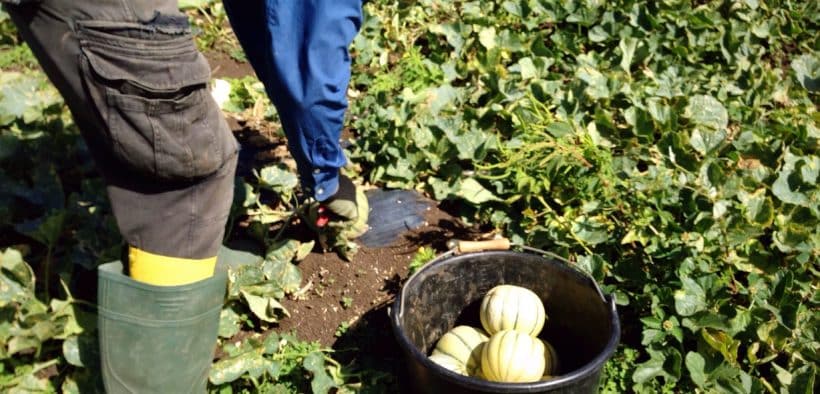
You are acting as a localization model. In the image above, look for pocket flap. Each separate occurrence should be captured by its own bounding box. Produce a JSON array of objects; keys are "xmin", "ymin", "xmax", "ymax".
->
[{"xmin": 79, "ymin": 26, "xmax": 211, "ymax": 92}]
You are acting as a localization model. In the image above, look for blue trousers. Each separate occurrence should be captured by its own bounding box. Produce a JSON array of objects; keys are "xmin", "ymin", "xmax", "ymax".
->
[{"xmin": 223, "ymin": 0, "xmax": 362, "ymax": 202}]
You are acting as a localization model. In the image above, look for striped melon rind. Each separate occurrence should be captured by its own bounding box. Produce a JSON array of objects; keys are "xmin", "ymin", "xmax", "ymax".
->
[
  {"xmin": 481, "ymin": 329, "xmax": 546, "ymax": 383},
  {"xmin": 429, "ymin": 353, "xmax": 468, "ymax": 376},
  {"xmin": 432, "ymin": 325, "xmax": 489, "ymax": 375},
  {"xmin": 480, "ymin": 285, "xmax": 547, "ymax": 336}
]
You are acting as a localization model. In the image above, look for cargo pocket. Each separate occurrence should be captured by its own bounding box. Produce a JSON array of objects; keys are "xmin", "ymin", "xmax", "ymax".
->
[{"xmin": 76, "ymin": 19, "xmax": 233, "ymax": 182}]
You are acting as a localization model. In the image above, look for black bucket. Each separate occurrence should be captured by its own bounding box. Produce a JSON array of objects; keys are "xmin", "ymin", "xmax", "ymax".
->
[{"xmin": 390, "ymin": 247, "xmax": 620, "ymax": 393}]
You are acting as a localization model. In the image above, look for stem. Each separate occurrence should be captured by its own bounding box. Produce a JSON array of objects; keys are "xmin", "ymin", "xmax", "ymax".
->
[
  {"xmin": 269, "ymin": 212, "xmax": 296, "ymax": 244},
  {"xmin": 536, "ymin": 195, "xmax": 594, "ymax": 255}
]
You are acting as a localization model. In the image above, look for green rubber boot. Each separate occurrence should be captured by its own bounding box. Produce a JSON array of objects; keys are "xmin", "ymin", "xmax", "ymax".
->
[{"xmin": 97, "ymin": 261, "xmax": 227, "ymax": 393}]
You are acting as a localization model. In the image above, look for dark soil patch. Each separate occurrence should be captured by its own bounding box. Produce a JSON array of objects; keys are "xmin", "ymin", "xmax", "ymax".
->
[{"xmin": 275, "ymin": 204, "xmax": 459, "ymax": 348}]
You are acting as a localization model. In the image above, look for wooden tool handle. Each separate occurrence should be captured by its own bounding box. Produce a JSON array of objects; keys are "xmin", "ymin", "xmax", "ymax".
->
[{"xmin": 449, "ymin": 238, "xmax": 511, "ymax": 254}]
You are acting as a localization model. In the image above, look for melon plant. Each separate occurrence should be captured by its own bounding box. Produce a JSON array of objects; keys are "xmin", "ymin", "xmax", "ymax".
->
[
  {"xmin": 431, "ymin": 325, "xmax": 489, "ymax": 376},
  {"xmin": 481, "ymin": 329, "xmax": 546, "ymax": 383},
  {"xmin": 479, "ymin": 285, "xmax": 546, "ymax": 336}
]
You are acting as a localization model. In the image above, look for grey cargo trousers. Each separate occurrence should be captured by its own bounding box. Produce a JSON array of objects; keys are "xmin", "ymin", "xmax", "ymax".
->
[{"xmin": 4, "ymin": 0, "xmax": 239, "ymax": 260}]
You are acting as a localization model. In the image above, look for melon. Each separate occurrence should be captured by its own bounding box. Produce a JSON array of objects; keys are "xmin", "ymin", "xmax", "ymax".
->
[
  {"xmin": 479, "ymin": 284, "xmax": 546, "ymax": 336},
  {"xmin": 481, "ymin": 329, "xmax": 545, "ymax": 383},
  {"xmin": 428, "ymin": 353, "xmax": 468, "ymax": 376},
  {"xmin": 431, "ymin": 325, "xmax": 489, "ymax": 375},
  {"xmin": 541, "ymin": 339, "xmax": 560, "ymax": 375}
]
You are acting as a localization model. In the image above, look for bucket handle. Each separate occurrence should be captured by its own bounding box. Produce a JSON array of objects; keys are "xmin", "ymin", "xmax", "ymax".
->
[
  {"xmin": 396, "ymin": 239, "xmax": 608, "ymax": 320},
  {"xmin": 448, "ymin": 238, "xmax": 606, "ymax": 302}
]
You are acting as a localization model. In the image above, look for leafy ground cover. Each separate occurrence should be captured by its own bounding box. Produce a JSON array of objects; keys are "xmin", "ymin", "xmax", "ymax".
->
[
  {"xmin": 1, "ymin": 0, "xmax": 818, "ymax": 393},
  {"xmin": 347, "ymin": 1, "xmax": 818, "ymax": 392}
]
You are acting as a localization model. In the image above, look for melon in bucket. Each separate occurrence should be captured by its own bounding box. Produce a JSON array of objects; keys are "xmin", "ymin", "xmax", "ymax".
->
[{"xmin": 391, "ymin": 250, "xmax": 620, "ymax": 394}]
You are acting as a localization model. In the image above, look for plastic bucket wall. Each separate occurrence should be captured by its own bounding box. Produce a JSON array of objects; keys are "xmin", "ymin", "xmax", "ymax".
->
[{"xmin": 391, "ymin": 251, "xmax": 620, "ymax": 394}]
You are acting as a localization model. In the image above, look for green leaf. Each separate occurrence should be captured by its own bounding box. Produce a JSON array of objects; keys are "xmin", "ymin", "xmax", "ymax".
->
[
  {"xmin": 262, "ymin": 332, "xmax": 281, "ymax": 355},
  {"xmin": 428, "ymin": 176, "xmax": 457, "ymax": 201},
  {"xmin": 572, "ymin": 216, "xmax": 610, "ymax": 245},
  {"xmin": 478, "ymin": 27, "xmax": 497, "ymax": 50},
  {"xmin": 262, "ymin": 259, "xmax": 302, "ymax": 294},
  {"xmin": 685, "ymin": 95, "xmax": 728, "ymax": 131},
  {"xmin": 411, "ymin": 125, "xmax": 434, "ymax": 149},
  {"xmin": 546, "ymin": 121, "xmax": 574, "ymax": 138},
  {"xmin": 295, "ymin": 240, "xmax": 314, "ymax": 261},
  {"xmin": 738, "ymin": 189, "xmax": 774, "ymax": 227},
  {"xmin": 7, "ymin": 370, "xmax": 53, "ymax": 393},
  {"xmin": 702, "ymin": 328, "xmax": 740, "ymax": 365},
  {"xmin": 429, "ymin": 22, "xmax": 467, "ymax": 54},
  {"xmin": 228, "ymin": 264, "xmax": 265, "ymax": 298},
  {"xmin": 444, "ymin": 126, "xmax": 492, "ymax": 160},
  {"xmin": 255, "ymin": 164, "xmax": 298, "ymax": 196},
  {"xmin": 0, "ymin": 248, "xmax": 35, "ymax": 301},
  {"xmin": 518, "ymin": 57, "xmax": 537, "ymax": 80},
  {"xmin": 633, "ymin": 349, "xmax": 678, "ymax": 383},
  {"xmin": 791, "ymin": 53, "xmax": 819, "ymax": 92},
  {"xmin": 0, "ymin": 72, "xmax": 61, "ymax": 126},
  {"xmin": 576, "ymin": 254, "xmax": 605, "ymax": 281},
  {"xmin": 240, "ymin": 290, "xmax": 289, "ymax": 323},
  {"xmin": 633, "ymin": 356, "xmax": 665, "ymax": 384},
  {"xmin": 303, "ymin": 352, "xmax": 337, "ymax": 394},
  {"xmin": 8, "ymin": 335, "xmax": 41, "ymax": 356},
  {"xmin": 685, "ymin": 352, "xmax": 707, "ymax": 387},
  {"xmin": 50, "ymin": 293, "xmax": 86, "ymax": 340},
  {"xmin": 61, "ymin": 376, "xmax": 80, "ymax": 394},
  {"xmin": 789, "ymin": 364, "xmax": 816, "ymax": 394},
  {"xmin": 218, "ymin": 308, "xmax": 242, "ymax": 339},
  {"xmin": 772, "ymin": 363, "xmax": 792, "ymax": 386},
  {"xmin": 647, "ymin": 98, "xmax": 670, "ymax": 124},
  {"xmin": 619, "ymin": 37, "xmax": 639, "ymax": 73},
  {"xmin": 576, "ymin": 65, "xmax": 610, "ymax": 100},
  {"xmin": 674, "ymin": 277, "xmax": 707, "ymax": 316},
  {"xmin": 456, "ymin": 178, "xmax": 501, "ymax": 204},
  {"xmin": 772, "ymin": 152, "xmax": 818, "ymax": 207},
  {"xmin": 209, "ymin": 351, "xmax": 280, "ymax": 385},
  {"xmin": 62, "ymin": 336, "xmax": 83, "ymax": 367},
  {"xmin": 266, "ymin": 239, "xmax": 299, "ymax": 264},
  {"xmin": 690, "ymin": 128, "xmax": 727, "ymax": 156},
  {"xmin": 429, "ymin": 85, "xmax": 459, "ymax": 115},
  {"xmin": 624, "ymin": 106, "xmax": 654, "ymax": 139},
  {"xmin": 588, "ymin": 25, "xmax": 609, "ymax": 43}
]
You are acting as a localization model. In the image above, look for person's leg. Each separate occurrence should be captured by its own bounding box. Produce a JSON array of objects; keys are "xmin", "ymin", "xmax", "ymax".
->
[
  {"xmin": 6, "ymin": 1, "xmax": 237, "ymax": 391},
  {"xmin": 223, "ymin": 0, "xmax": 362, "ymax": 202},
  {"xmin": 7, "ymin": 0, "xmax": 239, "ymax": 280}
]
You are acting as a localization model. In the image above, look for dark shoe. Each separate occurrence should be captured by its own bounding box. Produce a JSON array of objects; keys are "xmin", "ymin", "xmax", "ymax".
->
[{"xmin": 306, "ymin": 175, "xmax": 369, "ymax": 260}]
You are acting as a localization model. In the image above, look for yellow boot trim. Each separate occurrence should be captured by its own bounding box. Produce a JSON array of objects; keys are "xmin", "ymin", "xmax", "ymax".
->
[{"xmin": 128, "ymin": 247, "xmax": 217, "ymax": 286}]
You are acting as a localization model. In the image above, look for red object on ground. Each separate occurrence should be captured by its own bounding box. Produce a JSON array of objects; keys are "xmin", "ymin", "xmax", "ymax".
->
[{"xmin": 316, "ymin": 206, "xmax": 330, "ymax": 227}]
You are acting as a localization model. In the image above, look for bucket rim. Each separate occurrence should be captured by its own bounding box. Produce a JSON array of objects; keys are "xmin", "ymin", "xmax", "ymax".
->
[{"xmin": 390, "ymin": 250, "xmax": 622, "ymax": 392}]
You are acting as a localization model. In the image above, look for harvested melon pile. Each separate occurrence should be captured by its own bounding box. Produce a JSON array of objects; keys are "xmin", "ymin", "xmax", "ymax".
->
[{"xmin": 429, "ymin": 284, "xmax": 560, "ymax": 383}]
